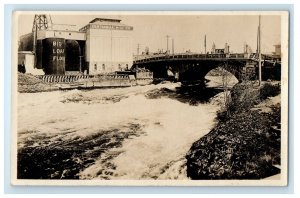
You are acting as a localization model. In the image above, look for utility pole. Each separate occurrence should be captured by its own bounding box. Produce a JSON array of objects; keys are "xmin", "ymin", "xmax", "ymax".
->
[
  {"xmin": 110, "ymin": 28, "xmax": 113, "ymax": 68},
  {"xmin": 33, "ymin": 23, "xmax": 37, "ymax": 68},
  {"xmin": 204, "ymin": 34, "xmax": 206, "ymax": 54},
  {"xmin": 258, "ymin": 15, "xmax": 262, "ymax": 86},
  {"xmin": 256, "ymin": 26, "xmax": 259, "ymax": 55},
  {"xmin": 166, "ymin": 35, "xmax": 170, "ymax": 54},
  {"xmin": 172, "ymin": 38, "xmax": 174, "ymax": 55}
]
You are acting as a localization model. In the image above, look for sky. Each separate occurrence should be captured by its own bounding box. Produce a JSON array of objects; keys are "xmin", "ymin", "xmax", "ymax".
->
[{"xmin": 17, "ymin": 12, "xmax": 281, "ymax": 54}]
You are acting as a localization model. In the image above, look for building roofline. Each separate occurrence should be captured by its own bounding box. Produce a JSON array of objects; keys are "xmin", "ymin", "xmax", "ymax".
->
[{"xmin": 89, "ymin": 18, "xmax": 122, "ymax": 23}]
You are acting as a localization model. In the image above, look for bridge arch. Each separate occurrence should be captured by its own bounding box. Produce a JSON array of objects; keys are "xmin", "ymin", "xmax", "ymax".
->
[
  {"xmin": 201, "ymin": 61, "xmax": 242, "ymax": 82},
  {"xmin": 164, "ymin": 60, "xmax": 244, "ymax": 83},
  {"xmin": 205, "ymin": 66, "xmax": 239, "ymax": 87}
]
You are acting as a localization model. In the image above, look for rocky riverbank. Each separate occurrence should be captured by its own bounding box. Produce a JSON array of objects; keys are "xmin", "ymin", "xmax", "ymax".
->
[{"xmin": 186, "ymin": 81, "xmax": 281, "ymax": 179}]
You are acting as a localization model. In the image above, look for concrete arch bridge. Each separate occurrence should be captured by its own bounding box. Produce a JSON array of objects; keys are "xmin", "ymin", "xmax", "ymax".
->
[{"xmin": 132, "ymin": 53, "xmax": 281, "ymax": 83}]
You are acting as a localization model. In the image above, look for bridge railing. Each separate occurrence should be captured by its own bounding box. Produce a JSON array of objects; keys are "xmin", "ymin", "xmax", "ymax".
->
[
  {"xmin": 134, "ymin": 53, "xmax": 250, "ymax": 64},
  {"xmin": 133, "ymin": 52, "xmax": 281, "ymax": 64}
]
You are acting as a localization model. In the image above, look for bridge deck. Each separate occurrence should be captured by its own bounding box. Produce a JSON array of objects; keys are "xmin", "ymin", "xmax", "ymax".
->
[{"xmin": 134, "ymin": 53, "xmax": 280, "ymax": 64}]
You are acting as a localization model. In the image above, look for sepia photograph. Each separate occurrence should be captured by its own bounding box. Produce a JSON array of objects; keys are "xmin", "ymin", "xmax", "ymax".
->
[{"xmin": 11, "ymin": 11, "xmax": 289, "ymax": 186}]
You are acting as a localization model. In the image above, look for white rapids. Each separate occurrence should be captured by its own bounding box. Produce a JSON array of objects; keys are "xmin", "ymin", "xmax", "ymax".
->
[{"xmin": 18, "ymin": 79, "xmax": 226, "ymax": 180}]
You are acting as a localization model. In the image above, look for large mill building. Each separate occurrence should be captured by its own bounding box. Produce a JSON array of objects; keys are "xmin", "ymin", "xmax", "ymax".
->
[{"xmin": 18, "ymin": 15, "xmax": 134, "ymax": 75}]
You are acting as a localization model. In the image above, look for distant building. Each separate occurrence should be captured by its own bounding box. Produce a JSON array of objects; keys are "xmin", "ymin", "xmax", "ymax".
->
[
  {"xmin": 215, "ymin": 49, "xmax": 225, "ymax": 54},
  {"xmin": 211, "ymin": 43, "xmax": 229, "ymax": 54},
  {"xmin": 18, "ymin": 16, "xmax": 133, "ymax": 75},
  {"xmin": 79, "ymin": 18, "xmax": 133, "ymax": 74},
  {"xmin": 243, "ymin": 43, "xmax": 252, "ymax": 54}
]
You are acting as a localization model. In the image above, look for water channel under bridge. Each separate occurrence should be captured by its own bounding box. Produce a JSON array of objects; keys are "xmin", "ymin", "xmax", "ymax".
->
[{"xmin": 133, "ymin": 53, "xmax": 281, "ymax": 83}]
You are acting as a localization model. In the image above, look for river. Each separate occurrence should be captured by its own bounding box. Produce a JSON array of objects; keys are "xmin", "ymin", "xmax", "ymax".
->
[{"xmin": 17, "ymin": 76, "xmax": 238, "ymax": 179}]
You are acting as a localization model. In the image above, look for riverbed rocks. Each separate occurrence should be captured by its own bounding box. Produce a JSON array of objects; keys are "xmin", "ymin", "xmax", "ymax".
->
[
  {"xmin": 61, "ymin": 92, "xmax": 129, "ymax": 104},
  {"xmin": 17, "ymin": 123, "xmax": 143, "ymax": 179},
  {"xmin": 145, "ymin": 85, "xmax": 224, "ymax": 105}
]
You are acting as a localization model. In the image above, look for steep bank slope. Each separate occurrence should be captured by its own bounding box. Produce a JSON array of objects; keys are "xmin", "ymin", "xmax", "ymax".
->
[{"xmin": 186, "ymin": 82, "xmax": 281, "ymax": 179}]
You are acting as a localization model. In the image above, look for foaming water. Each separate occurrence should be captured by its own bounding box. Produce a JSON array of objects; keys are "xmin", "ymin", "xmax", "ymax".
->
[{"xmin": 18, "ymin": 82, "xmax": 219, "ymax": 179}]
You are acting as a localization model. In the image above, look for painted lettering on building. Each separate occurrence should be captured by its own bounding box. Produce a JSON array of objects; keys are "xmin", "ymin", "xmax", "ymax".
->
[{"xmin": 52, "ymin": 40, "xmax": 65, "ymax": 62}]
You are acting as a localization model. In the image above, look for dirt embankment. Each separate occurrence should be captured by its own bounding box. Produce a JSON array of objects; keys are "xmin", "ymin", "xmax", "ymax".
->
[
  {"xmin": 186, "ymin": 82, "xmax": 281, "ymax": 179},
  {"xmin": 18, "ymin": 73, "xmax": 58, "ymax": 93}
]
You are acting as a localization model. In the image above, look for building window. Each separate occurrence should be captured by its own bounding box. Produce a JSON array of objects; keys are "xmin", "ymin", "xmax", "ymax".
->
[
  {"xmin": 69, "ymin": 33, "xmax": 71, "ymax": 35},
  {"xmin": 102, "ymin": 64, "xmax": 105, "ymax": 71},
  {"xmin": 94, "ymin": 64, "xmax": 97, "ymax": 70}
]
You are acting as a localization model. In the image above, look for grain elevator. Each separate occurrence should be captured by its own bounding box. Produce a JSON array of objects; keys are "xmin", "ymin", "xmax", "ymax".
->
[{"xmin": 18, "ymin": 15, "xmax": 134, "ymax": 75}]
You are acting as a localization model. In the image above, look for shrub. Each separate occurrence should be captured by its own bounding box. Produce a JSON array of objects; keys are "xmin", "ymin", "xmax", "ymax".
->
[
  {"xmin": 217, "ymin": 83, "xmax": 258, "ymax": 121},
  {"xmin": 217, "ymin": 82, "xmax": 280, "ymax": 121},
  {"xmin": 259, "ymin": 83, "xmax": 281, "ymax": 100}
]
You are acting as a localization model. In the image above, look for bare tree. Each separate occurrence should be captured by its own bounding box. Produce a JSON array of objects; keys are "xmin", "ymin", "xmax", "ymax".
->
[{"xmin": 221, "ymin": 61, "xmax": 232, "ymax": 109}]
